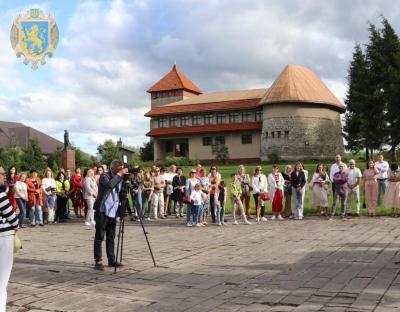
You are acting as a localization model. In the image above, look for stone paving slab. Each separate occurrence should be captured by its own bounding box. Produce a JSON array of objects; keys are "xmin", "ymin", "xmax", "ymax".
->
[{"xmin": 6, "ymin": 216, "xmax": 400, "ymax": 311}]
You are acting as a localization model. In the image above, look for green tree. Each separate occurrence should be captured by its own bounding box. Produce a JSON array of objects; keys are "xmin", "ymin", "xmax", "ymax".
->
[
  {"xmin": 75, "ymin": 147, "xmax": 98, "ymax": 168},
  {"xmin": 379, "ymin": 18, "xmax": 400, "ymax": 161},
  {"xmin": 97, "ymin": 139, "xmax": 120, "ymax": 166},
  {"xmin": 344, "ymin": 17, "xmax": 400, "ymax": 160},
  {"xmin": 47, "ymin": 147, "xmax": 62, "ymax": 173},
  {"xmin": 21, "ymin": 139, "xmax": 46, "ymax": 172},
  {"xmin": 140, "ymin": 140, "xmax": 154, "ymax": 161},
  {"xmin": 364, "ymin": 22, "xmax": 388, "ymax": 158},
  {"xmin": 211, "ymin": 143, "xmax": 229, "ymax": 164},
  {"xmin": 344, "ymin": 44, "xmax": 370, "ymax": 158}
]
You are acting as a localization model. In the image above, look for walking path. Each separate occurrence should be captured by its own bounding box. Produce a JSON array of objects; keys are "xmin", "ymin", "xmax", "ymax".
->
[{"xmin": 7, "ymin": 217, "xmax": 400, "ymax": 311}]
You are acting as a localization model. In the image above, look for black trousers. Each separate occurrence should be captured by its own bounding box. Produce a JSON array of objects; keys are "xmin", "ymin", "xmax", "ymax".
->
[
  {"xmin": 56, "ymin": 196, "xmax": 68, "ymax": 220},
  {"xmin": 253, "ymin": 193, "xmax": 265, "ymax": 217},
  {"xmin": 210, "ymin": 194, "xmax": 216, "ymax": 222},
  {"xmin": 94, "ymin": 211, "xmax": 116, "ymax": 264}
]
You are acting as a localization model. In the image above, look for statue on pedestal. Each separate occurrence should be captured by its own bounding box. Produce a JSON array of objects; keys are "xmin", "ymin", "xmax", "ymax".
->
[{"xmin": 64, "ymin": 130, "xmax": 71, "ymax": 149}]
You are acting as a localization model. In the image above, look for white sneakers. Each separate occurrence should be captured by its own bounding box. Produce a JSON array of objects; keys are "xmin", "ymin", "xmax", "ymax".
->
[
  {"xmin": 277, "ymin": 215, "xmax": 284, "ymax": 220},
  {"xmin": 271, "ymin": 215, "xmax": 276, "ymax": 220},
  {"xmin": 85, "ymin": 222, "xmax": 91, "ymax": 226},
  {"xmin": 261, "ymin": 217, "xmax": 268, "ymax": 222},
  {"xmin": 244, "ymin": 220, "xmax": 252, "ymax": 225},
  {"xmin": 233, "ymin": 220, "xmax": 239, "ymax": 225}
]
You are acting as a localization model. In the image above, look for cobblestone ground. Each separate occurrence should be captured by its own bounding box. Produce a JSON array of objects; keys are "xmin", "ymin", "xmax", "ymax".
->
[{"xmin": 6, "ymin": 216, "xmax": 400, "ymax": 312}]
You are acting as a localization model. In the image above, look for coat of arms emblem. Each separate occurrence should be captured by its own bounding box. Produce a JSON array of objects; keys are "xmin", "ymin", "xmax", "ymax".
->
[{"xmin": 10, "ymin": 8, "xmax": 59, "ymax": 70}]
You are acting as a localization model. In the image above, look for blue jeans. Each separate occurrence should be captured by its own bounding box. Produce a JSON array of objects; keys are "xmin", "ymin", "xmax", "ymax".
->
[
  {"xmin": 292, "ymin": 187, "xmax": 304, "ymax": 219},
  {"xmin": 197, "ymin": 204, "xmax": 203, "ymax": 224},
  {"xmin": 30, "ymin": 203, "xmax": 43, "ymax": 225},
  {"xmin": 131, "ymin": 190, "xmax": 143, "ymax": 217},
  {"xmin": 46, "ymin": 194, "xmax": 56, "ymax": 209},
  {"xmin": 186, "ymin": 203, "xmax": 192, "ymax": 223},
  {"xmin": 377, "ymin": 179, "xmax": 388, "ymax": 206},
  {"xmin": 16, "ymin": 198, "xmax": 26, "ymax": 226},
  {"xmin": 192, "ymin": 205, "xmax": 200, "ymax": 224}
]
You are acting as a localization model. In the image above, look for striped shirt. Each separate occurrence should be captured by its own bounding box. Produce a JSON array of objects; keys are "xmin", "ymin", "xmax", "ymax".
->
[{"xmin": 0, "ymin": 191, "xmax": 18, "ymax": 236}]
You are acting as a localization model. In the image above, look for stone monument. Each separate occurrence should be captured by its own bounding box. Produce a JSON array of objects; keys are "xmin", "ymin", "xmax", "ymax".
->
[{"xmin": 61, "ymin": 130, "xmax": 75, "ymax": 170}]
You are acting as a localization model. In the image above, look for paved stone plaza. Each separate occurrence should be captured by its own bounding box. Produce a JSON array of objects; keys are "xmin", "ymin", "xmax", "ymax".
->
[{"xmin": 6, "ymin": 217, "xmax": 400, "ymax": 312}]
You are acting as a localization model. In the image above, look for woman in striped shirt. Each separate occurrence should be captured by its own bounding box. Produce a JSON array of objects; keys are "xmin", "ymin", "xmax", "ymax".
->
[{"xmin": 0, "ymin": 166, "xmax": 19, "ymax": 312}]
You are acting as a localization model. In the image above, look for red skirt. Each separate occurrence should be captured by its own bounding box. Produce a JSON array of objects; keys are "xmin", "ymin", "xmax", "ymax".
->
[{"xmin": 272, "ymin": 189, "xmax": 283, "ymax": 213}]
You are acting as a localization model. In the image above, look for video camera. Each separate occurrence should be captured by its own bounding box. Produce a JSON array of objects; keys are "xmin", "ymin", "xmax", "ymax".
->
[{"xmin": 122, "ymin": 165, "xmax": 140, "ymax": 181}]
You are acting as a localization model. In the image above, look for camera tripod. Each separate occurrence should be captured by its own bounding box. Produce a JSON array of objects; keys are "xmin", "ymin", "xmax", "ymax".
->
[{"xmin": 114, "ymin": 182, "xmax": 156, "ymax": 273}]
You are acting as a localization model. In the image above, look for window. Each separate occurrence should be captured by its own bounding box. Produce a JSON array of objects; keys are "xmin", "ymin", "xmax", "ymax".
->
[
  {"xmin": 180, "ymin": 116, "xmax": 189, "ymax": 127},
  {"xmin": 242, "ymin": 111, "xmax": 252, "ymax": 122},
  {"xmin": 158, "ymin": 118, "xmax": 167, "ymax": 128},
  {"xmin": 169, "ymin": 117, "xmax": 177, "ymax": 127},
  {"xmin": 192, "ymin": 115, "xmax": 201, "ymax": 126},
  {"xmin": 284, "ymin": 130, "xmax": 289, "ymax": 139},
  {"xmin": 271, "ymin": 131, "xmax": 275, "ymax": 139},
  {"xmin": 166, "ymin": 141, "xmax": 173, "ymax": 153},
  {"xmin": 204, "ymin": 114, "xmax": 213, "ymax": 125},
  {"xmin": 215, "ymin": 136, "xmax": 225, "ymax": 145},
  {"xmin": 230, "ymin": 112, "xmax": 240, "ymax": 123},
  {"xmin": 202, "ymin": 137, "xmax": 212, "ymax": 146},
  {"xmin": 216, "ymin": 113, "xmax": 226, "ymax": 124},
  {"xmin": 265, "ymin": 132, "xmax": 269, "ymax": 139},
  {"xmin": 255, "ymin": 110, "xmax": 262, "ymax": 122},
  {"xmin": 277, "ymin": 131, "xmax": 281, "ymax": 139},
  {"xmin": 242, "ymin": 134, "xmax": 252, "ymax": 144}
]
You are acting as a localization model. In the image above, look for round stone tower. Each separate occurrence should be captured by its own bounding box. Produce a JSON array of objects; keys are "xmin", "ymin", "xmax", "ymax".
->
[{"xmin": 259, "ymin": 64, "xmax": 345, "ymax": 161}]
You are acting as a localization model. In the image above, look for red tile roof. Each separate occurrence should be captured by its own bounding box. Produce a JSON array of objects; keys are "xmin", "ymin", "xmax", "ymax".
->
[
  {"xmin": 146, "ymin": 122, "xmax": 262, "ymax": 137},
  {"xmin": 147, "ymin": 64, "xmax": 202, "ymax": 94},
  {"xmin": 145, "ymin": 98, "xmax": 261, "ymax": 117}
]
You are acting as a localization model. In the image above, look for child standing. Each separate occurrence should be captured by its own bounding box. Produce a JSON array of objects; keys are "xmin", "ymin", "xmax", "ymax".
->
[
  {"xmin": 268, "ymin": 165, "xmax": 285, "ymax": 220},
  {"xmin": 189, "ymin": 184, "xmax": 203, "ymax": 227},
  {"xmin": 215, "ymin": 180, "xmax": 227, "ymax": 225},
  {"xmin": 230, "ymin": 174, "xmax": 251, "ymax": 225}
]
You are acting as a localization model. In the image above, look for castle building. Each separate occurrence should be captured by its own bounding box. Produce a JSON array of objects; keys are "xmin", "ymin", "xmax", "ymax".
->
[{"xmin": 145, "ymin": 64, "xmax": 345, "ymax": 162}]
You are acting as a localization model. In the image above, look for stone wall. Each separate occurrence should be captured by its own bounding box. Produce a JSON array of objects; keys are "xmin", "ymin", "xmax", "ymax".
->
[{"xmin": 261, "ymin": 104, "xmax": 344, "ymax": 161}]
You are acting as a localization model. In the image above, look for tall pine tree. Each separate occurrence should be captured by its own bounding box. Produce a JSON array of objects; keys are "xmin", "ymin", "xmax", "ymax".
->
[
  {"xmin": 344, "ymin": 45, "xmax": 369, "ymax": 158},
  {"xmin": 380, "ymin": 18, "xmax": 400, "ymax": 161}
]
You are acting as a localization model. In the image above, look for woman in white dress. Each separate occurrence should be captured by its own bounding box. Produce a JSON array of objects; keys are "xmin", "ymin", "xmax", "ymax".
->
[
  {"xmin": 383, "ymin": 163, "xmax": 400, "ymax": 217},
  {"xmin": 310, "ymin": 164, "xmax": 330, "ymax": 216},
  {"xmin": 83, "ymin": 169, "xmax": 98, "ymax": 226}
]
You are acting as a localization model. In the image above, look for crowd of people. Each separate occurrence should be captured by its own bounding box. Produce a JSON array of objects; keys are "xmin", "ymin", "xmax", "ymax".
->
[
  {"xmin": 0, "ymin": 153, "xmax": 397, "ymax": 230},
  {"xmin": 0, "ymin": 153, "xmax": 398, "ymax": 292}
]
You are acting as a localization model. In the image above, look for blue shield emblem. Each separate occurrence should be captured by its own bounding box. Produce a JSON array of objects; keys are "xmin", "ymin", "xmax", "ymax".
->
[{"xmin": 20, "ymin": 21, "xmax": 48, "ymax": 55}]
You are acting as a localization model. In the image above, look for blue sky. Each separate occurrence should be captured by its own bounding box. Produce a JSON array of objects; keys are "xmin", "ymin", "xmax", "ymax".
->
[{"xmin": 0, "ymin": 0, "xmax": 399, "ymax": 154}]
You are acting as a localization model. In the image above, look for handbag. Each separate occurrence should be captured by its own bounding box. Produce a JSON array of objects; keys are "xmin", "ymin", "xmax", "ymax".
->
[
  {"xmin": 261, "ymin": 192, "xmax": 270, "ymax": 201},
  {"xmin": 182, "ymin": 194, "xmax": 190, "ymax": 204},
  {"xmin": 14, "ymin": 233, "xmax": 22, "ymax": 254}
]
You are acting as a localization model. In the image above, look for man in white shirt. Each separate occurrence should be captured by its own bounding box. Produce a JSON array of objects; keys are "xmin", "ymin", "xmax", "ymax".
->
[
  {"xmin": 330, "ymin": 154, "xmax": 347, "ymax": 199},
  {"xmin": 375, "ymin": 154, "xmax": 389, "ymax": 206},
  {"xmin": 345, "ymin": 160, "xmax": 362, "ymax": 216}
]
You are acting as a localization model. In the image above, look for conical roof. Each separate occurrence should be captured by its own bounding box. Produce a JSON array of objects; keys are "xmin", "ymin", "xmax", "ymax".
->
[
  {"xmin": 259, "ymin": 64, "xmax": 344, "ymax": 111},
  {"xmin": 147, "ymin": 64, "xmax": 202, "ymax": 94}
]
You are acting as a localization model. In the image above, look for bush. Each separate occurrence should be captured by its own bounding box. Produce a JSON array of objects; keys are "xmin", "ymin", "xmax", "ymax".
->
[
  {"xmin": 163, "ymin": 156, "xmax": 196, "ymax": 167},
  {"xmin": 211, "ymin": 143, "xmax": 229, "ymax": 164},
  {"xmin": 267, "ymin": 151, "xmax": 280, "ymax": 164}
]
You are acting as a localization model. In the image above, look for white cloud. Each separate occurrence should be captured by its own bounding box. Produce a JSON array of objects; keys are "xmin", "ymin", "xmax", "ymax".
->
[{"xmin": 2, "ymin": 0, "xmax": 400, "ymax": 155}]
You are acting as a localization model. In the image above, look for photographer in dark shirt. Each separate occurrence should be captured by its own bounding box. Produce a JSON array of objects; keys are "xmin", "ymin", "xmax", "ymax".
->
[{"xmin": 93, "ymin": 160, "xmax": 128, "ymax": 270}]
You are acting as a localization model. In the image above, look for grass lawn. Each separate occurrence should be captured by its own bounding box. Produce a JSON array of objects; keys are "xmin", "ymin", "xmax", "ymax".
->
[{"xmin": 167, "ymin": 163, "xmax": 391, "ymax": 216}]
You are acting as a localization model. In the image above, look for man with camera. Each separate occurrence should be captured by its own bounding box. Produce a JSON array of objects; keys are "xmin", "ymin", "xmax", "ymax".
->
[{"xmin": 93, "ymin": 160, "xmax": 128, "ymax": 270}]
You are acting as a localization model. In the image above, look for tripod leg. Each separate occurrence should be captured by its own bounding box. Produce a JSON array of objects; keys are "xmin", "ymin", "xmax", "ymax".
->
[
  {"xmin": 120, "ymin": 218, "xmax": 125, "ymax": 264},
  {"xmin": 114, "ymin": 217, "xmax": 123, "ymax": 273},
  {"xmin": 138, "ymin": 214, "xmax": 157, "ymax": 267}
]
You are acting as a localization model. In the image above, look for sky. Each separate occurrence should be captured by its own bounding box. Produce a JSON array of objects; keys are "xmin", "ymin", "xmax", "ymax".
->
[{"xmin": 0, "ymin": 0, "xmax": 399, "ymax": 155}]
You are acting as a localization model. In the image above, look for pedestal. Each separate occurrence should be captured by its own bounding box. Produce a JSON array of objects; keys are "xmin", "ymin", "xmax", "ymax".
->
[{"xmin": 61, "ymin": 148, "xmax": 76, "ymax": 171}]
